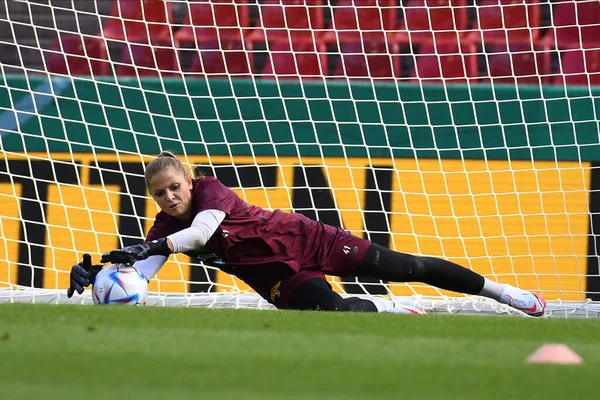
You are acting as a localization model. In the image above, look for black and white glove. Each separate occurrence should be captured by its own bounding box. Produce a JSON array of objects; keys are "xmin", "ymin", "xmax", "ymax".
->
[
  {"xmin": 66, "ymin": 254, "xmax": 103, "ymax": 298},
  {"xmin": 100, "ymin": 238, "xmax": 172, "ymax": 265}
]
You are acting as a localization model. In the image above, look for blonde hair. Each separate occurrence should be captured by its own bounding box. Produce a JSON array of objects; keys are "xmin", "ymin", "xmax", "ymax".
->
[{"xmin": 144, "ymin": 151, "xmax": 190, "ymax": 187}]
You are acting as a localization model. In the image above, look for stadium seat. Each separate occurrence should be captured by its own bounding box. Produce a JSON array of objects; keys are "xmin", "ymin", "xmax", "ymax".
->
[
  {"xmin": 323, "ymin": 0, "xmax": 396, "ymax": 44},
  {"xmin": 482, "ymin": 43, "xmax": 550, "ymax": 85},
  {"xmin": 248, "ymin": 0, "xmax": 323, "ymax": 44},
  {"xmin": 395, "ymin": 0, "xmax": 469, "ymax": 45},
  {"xmin": 175, "ymin": 0, "xmax": 249, "ymax": 44},
  {"xmin": 411, "ymin": 42, "xmax": 477, "ymax": 84},
  {"xmin": 468, "ymin": 0, "xmax": 541, "ymax": 45},
  {"xmin": 332, "ymin": 42, "xmax": 398, "ymax": 80},
  {"xmin": 102, "ymin": 0, "xmax": 173, "ymax": 44},
  {"xmin": 261, "ymin": 39, "xmax": 326, "ymax": 79},
  {"xmin": 117, "ymin": 37, "xmax": 181, "ymax": 77},
  {"xmin": 45, "ymin": 34, "xmax": 110, "ymax": 76},
  {"xmin": 323, "ymin": 0, "xmax": 396, "ymax": 79},
  {"xmin": 543, "ymin": 0, "xmax": 600, "ymax": 50},
  {"xmin": 554, "ymin": 49, "xmax": 600, "ymax": 86},
  {"xmin": 187, "ymin": 37, "xmax": 252, "ymax": 78}
]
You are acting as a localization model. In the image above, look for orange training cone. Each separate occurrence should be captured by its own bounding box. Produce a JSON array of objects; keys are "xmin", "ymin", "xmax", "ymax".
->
[{"xmin": 526, "ymin": 344, "xmax": 583, "ymax": 365}]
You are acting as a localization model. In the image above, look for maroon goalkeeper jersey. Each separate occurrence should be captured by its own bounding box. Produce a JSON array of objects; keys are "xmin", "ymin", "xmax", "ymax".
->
[{"xmin": 145, "ymin": 176, "xmax": 371, "ymax": 304}]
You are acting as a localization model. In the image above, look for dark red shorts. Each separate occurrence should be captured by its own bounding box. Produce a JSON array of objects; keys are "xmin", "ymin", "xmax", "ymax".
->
[
  {"xmin": 224, "ymin": 228, "xmax": 373, "ymax": 310},
  {"xmin": 272, "ymin": 233, "xmax": 373, "ymax": 309},
  {"xmin": 313, "ymin": 230, "xmax": 372, "ymax": 277}
]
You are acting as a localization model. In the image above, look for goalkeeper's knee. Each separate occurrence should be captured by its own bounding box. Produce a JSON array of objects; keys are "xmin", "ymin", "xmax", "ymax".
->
[{"xmin": 317, "ymin": 297, "xmax": 377, "ymax": 312}]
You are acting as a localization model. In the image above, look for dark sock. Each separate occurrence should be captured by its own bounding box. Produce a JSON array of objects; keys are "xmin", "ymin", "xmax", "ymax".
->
[{"xmin": 356, "ymin": 243, "xmax": 485, "ymax": 295}]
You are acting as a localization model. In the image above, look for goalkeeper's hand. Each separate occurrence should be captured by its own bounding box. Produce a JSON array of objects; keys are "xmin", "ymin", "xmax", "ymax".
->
[
  {"xmin": 66, "ymin": 254, "xmax": 103, "ymax": 298},
  {"xmin": 100, "ymin": 238, "xmax": 172, "ymax": 265}
]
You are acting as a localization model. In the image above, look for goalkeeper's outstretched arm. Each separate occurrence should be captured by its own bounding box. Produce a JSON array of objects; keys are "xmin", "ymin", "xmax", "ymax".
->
[{"xmin": 100, "ymin": 209, "xmax": 225, "ymax": 265}]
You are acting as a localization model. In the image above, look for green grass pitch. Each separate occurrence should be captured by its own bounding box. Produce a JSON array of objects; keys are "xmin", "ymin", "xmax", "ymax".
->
[{"xmin": 1, "ymin": 304, "xmax": 599, "ymax": 400}]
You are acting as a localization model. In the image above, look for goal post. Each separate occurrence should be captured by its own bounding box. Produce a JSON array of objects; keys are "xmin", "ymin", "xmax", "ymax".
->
[{"xmin": 1, "ymin": 0, "xmax": 600, "ymax": 317}]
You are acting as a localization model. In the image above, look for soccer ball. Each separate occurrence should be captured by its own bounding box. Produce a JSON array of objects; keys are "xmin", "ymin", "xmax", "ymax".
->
[{"xmin": 92, "ymin": 264, "xmax": 148, "ymax": 306}]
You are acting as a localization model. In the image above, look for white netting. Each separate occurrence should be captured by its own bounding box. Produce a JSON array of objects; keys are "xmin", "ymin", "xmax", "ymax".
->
[{"xmin": 0, "ymin": 0, "xmax": 599, "ymax": 317}]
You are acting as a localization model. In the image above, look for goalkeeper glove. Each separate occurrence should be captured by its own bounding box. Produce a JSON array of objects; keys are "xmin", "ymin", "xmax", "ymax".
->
[
  {"xmin": 66, "ymin": 254, "xmax": 103, "ymax": 298},
  {"xmin": 100, "ymin": 238, "xmax": 172, "ymax": 265}
]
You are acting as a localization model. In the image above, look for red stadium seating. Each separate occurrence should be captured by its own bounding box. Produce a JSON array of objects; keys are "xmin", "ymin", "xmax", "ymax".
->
[
  {"xmin": 323, "ymin": 0, "xmax": 396, "ymax": 79},
  {"xmin": 175, "ymin": 0, "xmax": 249, "ymax": 44},
  {"xmin": 468, "ymin": 0, "xmax": 541, "ymax": 45},
  {"xmin": 249, "ymin": 0, "xmax": 323, "ymax": 44},
  {"xmin": 261, "ymin": 40, "xmax": 326, "ymax": 79},
  {"xmin": 554, "ymin": 49, "xmax": 600, "ymax": 85},
  {"xmin": 332, "ymin": 42, "xmax": 398, "ymax": 80},
  {"xmin": 544, "ymin": 0, "xmax": 600, "ymax": 50},
  {"xmin": 117, "ymin": 38, "xmax": 181, "ymax": 77},
  {"xmin": 323, "ymin": 0, "xmax": 396, "ymax": 44},
  {"xmin": 188, "ymin": 38, "xmax": 252, "ymax": 77},
  {"xmin": 482, "ymin": 43, "xmax": 550, "ymax": 85},
  {"xmin": 102, "ymin": 0, "xmax": 173, "ymax": 44},
  {"xmin": 395, "ymin": 0, "xmax": 469, "ymax": 45},
  {"xmin": 412, "ymin": 42, "xmax": 477, "ymax": 84},
  {"xmin": 45, "ymin": 34, "xmax": 110, "ymax": 76}
]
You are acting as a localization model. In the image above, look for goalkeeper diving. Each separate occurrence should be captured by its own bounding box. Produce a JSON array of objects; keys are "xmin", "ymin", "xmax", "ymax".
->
[{"xmin": 68, "ymin": 151, "xmax": 546, "ymax": 316}]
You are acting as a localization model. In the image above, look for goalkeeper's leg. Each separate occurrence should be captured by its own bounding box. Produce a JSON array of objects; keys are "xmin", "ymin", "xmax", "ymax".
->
[
  {"xmin": 355, "ymin": 243, "xmax": 546, "ymax": 317},
  {"xmin": 286, "ymin": 277, "xmax": 376, "ymax": 312},
  {"xmin": 286, "ymin": 278, "xmax": 425, "ymax": 315}
]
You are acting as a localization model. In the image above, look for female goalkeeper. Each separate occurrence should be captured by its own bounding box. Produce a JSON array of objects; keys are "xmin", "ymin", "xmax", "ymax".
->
[{"xmin": 68, "ymin": 151, "xmax": 546, "ymax": 316}]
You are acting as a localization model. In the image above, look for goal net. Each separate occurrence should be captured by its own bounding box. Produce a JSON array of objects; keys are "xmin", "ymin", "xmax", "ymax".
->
[{"xmin": 1, "ymin": 0, "xmax": 600, "ymax": 317}]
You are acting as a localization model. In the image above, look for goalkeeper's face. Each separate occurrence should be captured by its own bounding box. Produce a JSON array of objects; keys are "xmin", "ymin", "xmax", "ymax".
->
[{"xmin": 148, "ymin": 166, "xmax": 193, "ymax": 220}]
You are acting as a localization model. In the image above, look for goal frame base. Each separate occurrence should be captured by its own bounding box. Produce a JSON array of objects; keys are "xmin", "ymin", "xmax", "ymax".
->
[{"xmin": 1, "ymin": 286, "xmax": 599, "ymax": 318}]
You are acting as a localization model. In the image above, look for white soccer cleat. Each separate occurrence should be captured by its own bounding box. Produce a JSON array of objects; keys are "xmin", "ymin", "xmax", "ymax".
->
[
  {"xmin": 391, "ymin": 303, "xmax": 428, "ymax": 316},
  {"xmin": 371, "ymin": 295, "xmax": 427, "ymax": 315},
  {"xmin": 501, "ymin": 287, "xmax": 546, "ymax": 317}
]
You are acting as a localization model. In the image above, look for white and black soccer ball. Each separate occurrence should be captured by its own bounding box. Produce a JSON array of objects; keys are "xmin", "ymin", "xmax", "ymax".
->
[{"xmin": 92, "ymin": 263, "xmax": 148, "ymax": 306}]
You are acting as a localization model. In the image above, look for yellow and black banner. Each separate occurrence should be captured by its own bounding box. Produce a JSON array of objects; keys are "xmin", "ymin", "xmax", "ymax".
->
[{"xmin": 0, "ymin": 153, "xmax": 593, "ymax": 300}]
